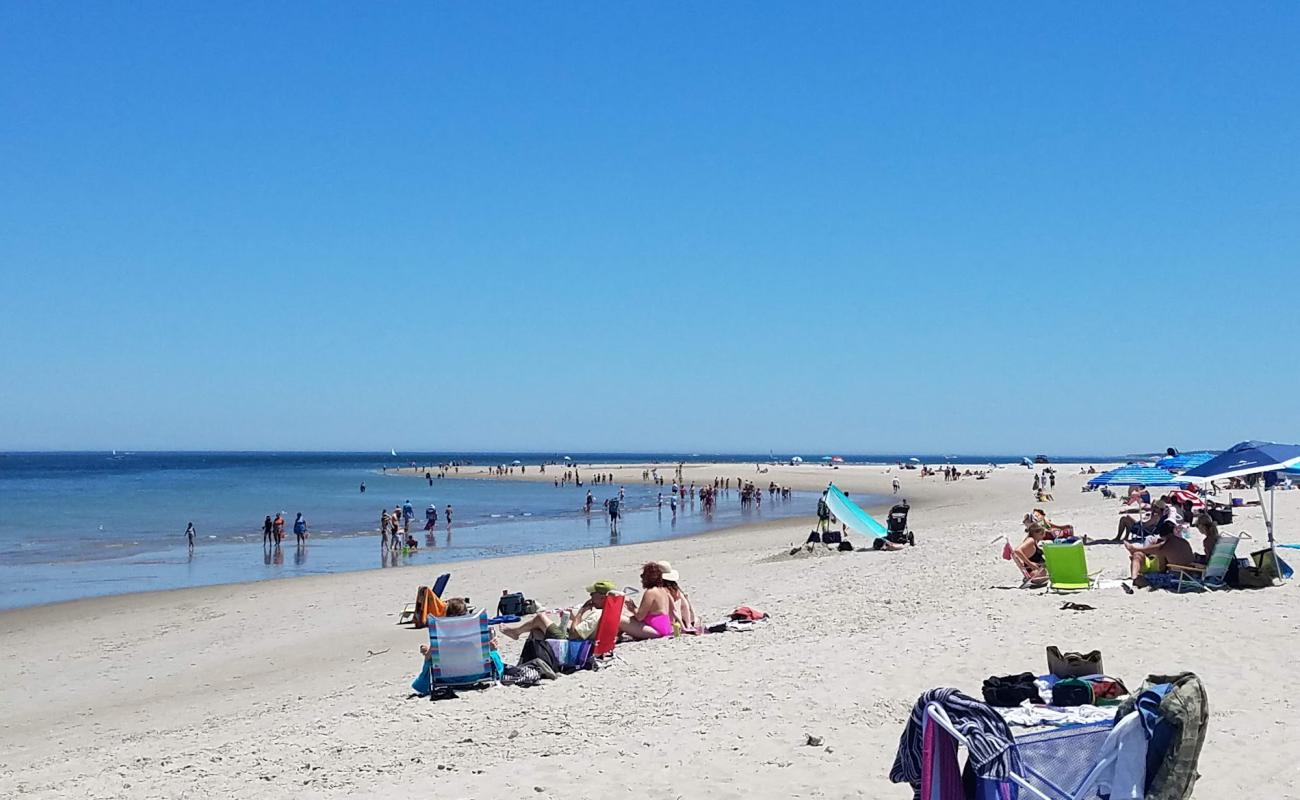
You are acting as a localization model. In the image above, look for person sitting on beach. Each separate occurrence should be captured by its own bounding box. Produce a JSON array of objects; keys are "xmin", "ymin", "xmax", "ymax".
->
[
  {"xmin": 658, "ymin": 562, "xmax": 697, "ymax": 633},
  {"xmin": 1125, "ymin": 521, "xmax": 1195, "ymax": 583},
  {"xmin": 621, "ymin": 562, "xmax": 675, "ymax": 640},
  {"xmin": 1192, "ymin": 509, "xmax": 1220, "ymax": 560},
  {"xmin": 500, "ymin": 580, "xmax": 615, "ymax": 641},
  {"xmin": 1014, "ymin": 520, "xmax": 1048, "ymax": 581},
  {"xmin": 1114, "ymin": 498, "xmax": 1165, "ymax": 543}
]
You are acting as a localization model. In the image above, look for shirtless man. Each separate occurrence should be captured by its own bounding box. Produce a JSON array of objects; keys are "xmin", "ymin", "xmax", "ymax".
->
[{"xmin": 1125, "ymin": 522, "xmax": 1195, "ymax": 582}]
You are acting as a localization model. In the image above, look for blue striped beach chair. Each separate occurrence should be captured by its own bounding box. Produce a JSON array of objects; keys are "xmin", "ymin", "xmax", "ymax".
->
[{"xmin": 411, "ymin": 611, "xmax": 497, "ymax": 697}]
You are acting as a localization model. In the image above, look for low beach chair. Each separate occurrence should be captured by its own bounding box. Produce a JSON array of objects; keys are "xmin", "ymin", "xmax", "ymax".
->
[
  {"xmin": 593, "ymin": 592, "xmax": 625, "ymax": 659},
  {"xmin": 411, "ymin": 611, "xmax": 497, "ymax": 698},
  {"xmin": 1041, "ymin": 541, "xmax": 1100, "ymax": 593},
  {"xmin": 1168, "ymin": 535, "xmax": 1239, "ymax": 593},
  {"xmin": 924, "ymin": 703, "xmax": 1144, "ymax": 800},
  {"xmin": 399, "ymin": 573, "xmax": 452, "ymax": 625}
]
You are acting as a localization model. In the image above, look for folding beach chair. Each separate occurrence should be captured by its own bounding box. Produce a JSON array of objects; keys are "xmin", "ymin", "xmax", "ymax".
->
[
  {"xmin": 593, "ymin": 592, "xmax": 625, "ymax": 660},
  {"xmin": 1041, "ymin": 542, "xmax": 1100, "ymax": 593},
  {"xmin": 924, "ymin": 703, "xmax": 1144, "ymax": 800},
  {"xmin": 399, "ymin": 573, "xmax": 451, "ymax": 625},
  {"xmin": 411, "ymin": 611, "xmax": 497, "ymax": 698},
  {"xmin": 1168, "ymin": 535, "xmax": 1239, "ymax": 593}
]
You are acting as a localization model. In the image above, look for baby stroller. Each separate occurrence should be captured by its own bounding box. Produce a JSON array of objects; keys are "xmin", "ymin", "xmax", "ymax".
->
[{"xmin": 886, "ymin": 503, "xmax": 914, "ymax": 546}]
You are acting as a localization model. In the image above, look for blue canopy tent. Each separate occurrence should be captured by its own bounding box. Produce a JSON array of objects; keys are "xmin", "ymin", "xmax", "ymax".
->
[
  {"xmin": 1087, "ymin": 465, "xmax": 1191, "ymax": 488},
  {"xmin": 1182, "ymin": 440, "xmax": 1300, "ymax": 584},
  {"xmin": 1155, "ymin": 452, "xmax": 1216, "ymax": 472}
]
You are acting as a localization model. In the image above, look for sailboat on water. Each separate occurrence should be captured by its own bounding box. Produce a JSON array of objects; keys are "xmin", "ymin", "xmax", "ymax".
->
[{"xmin": 390, "ymin": 448, "xmax": 398, "ymax": 457}]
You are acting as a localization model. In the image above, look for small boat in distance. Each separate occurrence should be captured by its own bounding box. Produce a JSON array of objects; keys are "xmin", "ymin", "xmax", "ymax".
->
[{"xmin": 390, "ymin": 448, "xmax": 398, "ymax": 457}]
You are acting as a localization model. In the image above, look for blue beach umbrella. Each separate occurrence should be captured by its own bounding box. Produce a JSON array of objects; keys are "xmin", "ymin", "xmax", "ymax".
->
[
  {"xmin": 1087, "ymin": 465, "xmax": 1191, "ymax": 488},
  {"xmin": 1182, "ymin": 441, "xmax": 1300, "ymax": 583},
  {"xmin": 1155, "ymin": 452, "xmax": 1216, "ymax": 471}
]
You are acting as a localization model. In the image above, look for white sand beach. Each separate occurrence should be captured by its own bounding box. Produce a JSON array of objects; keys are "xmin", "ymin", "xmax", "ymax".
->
[{"xmin": 2, "ymin": 464, "xmax": 1298, "ymax": 798}]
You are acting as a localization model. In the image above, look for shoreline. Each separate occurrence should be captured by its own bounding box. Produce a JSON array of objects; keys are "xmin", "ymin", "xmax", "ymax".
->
[{"xmin": 5, "ymin": 461, "xmax": 1293, "ymax": 798}]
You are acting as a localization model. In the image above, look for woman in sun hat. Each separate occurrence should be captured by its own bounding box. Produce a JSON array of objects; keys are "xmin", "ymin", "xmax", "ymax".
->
[{"xmin": 657, "ymin": 561, "xmax": 697, "ymax": 633}]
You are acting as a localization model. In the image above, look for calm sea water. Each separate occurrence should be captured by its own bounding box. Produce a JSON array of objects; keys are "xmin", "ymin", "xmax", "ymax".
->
[
  {"xmin": 0, "ymin": 451, "xmax": 1109, "ymax": 610},
  {"xmin": 0, "ymin": 452, "xmax": 883, "ymax": 610}
]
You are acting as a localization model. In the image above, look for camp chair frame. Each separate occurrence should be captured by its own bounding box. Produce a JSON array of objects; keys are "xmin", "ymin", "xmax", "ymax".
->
[
  {"xmin": 1009, "ymin": 548, "xmax": 1049, "ymax": 589},
  {"xmin": 411, "ymin": 611, "xmax": 497, "ymax": 699},
  {"xmin": 923, "ymin": 703, "xmax": 1136, "ymax": 800},
  {"xmin": 1168, "ymin": 534, "xmax": 1240, "ymax": 593},
  {"xmin": 1041, "ymin": 541, "xmax": 1102, "ymax": 593}
]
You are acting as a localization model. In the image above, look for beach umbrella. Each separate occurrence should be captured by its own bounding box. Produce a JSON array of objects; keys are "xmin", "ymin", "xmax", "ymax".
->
[
  {"xmin": 511, "ymin": 459, "xmax": 522, "ymax": 466},
  {"xmin": 831, "ymin": 456, "xmax": 845, "ymax": 464},
  {"xmin": 1155, "ymin": 452, "xmax": 1216, "ymax": 471},
  {"xmin": 563, "ymin": 456, "xmax": 572, "ymax": 461},
  {"xmin": 1087, "ymin": 465, "xmax": 1191, "ymax": 488},
  {"xmin": 791, "ymin": 456, "xmax": 803, "ymax": 464},
  {"xmin": 821, "ymin": 456, "xmax": 833, "ymax": 461},
  {"xmin": 1182, "ymin": 441, "xmax": 1300, "ymax": 581},
  {"xmin": 909, "ymin": 457, "xmax": 921, "ymax": 463}
]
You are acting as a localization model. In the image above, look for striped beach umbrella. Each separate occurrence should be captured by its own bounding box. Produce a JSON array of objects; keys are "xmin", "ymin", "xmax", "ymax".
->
[
  {"xmin": 1087, "ymin": 465, "xmax": 1191, "ymax": 487},
  {"xmin": 1155, "ymin": 452, "xmax": 1216, "ymax": 471}
]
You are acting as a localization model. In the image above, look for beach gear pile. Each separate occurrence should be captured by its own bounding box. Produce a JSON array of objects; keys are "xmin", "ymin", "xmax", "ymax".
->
[{"xmin": 890, "ymin": 646, "xmax": 1208, "ymax": 800}]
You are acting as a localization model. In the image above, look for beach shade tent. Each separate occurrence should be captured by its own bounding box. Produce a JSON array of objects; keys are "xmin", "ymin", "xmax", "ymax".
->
[
  {"xmin": 1086, "ymin": 466, "xmax": 1192, "ymax": 488},
  {"xmin": 511, "ymin": 459, "xmax": 522, "ymax": 465},
  {"xmin": 1155, "ymin": 452, "xmax": 1216, "ymax": 472},
  {"xmin": 563, "ymin": 456, "xmax": 572, "ymax": 461},
  {"xmin": 1021, "ymin": 457, "xmax": 1034, "ymax": 466},
  {"xmin": 821, "ymin": 456, "xmax": 834, "ymax": 461},
  {"xmin": 790, "ymin": 456, "xmax": 803, "ymax": 464},
  {"xmin": 909, "ymin": 457, "xmax": 921, "ymax": 463},
  {"xmin": 1181, "ymin": 440, "xmax": 1300, "ymax": 582},
  {"xmin": 831, "ymin": 456, "xmax": 845, "ymax": 464},
  {"xmin": 824, "ymin": 483, "xmax": 888, "ymax": 540}
]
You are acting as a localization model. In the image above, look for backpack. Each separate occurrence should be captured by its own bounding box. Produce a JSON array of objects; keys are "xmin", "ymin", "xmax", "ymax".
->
[{"xmin": 497, "ymin": 592, "xmax": 527, "ymax": 616}]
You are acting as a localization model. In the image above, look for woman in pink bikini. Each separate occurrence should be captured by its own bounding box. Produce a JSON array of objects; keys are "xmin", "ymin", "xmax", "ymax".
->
[{"xmin": 620, "ymin": 562, "xmax": 674, "ymax": 639}]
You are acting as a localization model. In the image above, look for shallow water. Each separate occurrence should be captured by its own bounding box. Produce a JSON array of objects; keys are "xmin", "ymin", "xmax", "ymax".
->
[{"xmin": 0, "ymin": 452, "xmax": 849, "ymax": 609}]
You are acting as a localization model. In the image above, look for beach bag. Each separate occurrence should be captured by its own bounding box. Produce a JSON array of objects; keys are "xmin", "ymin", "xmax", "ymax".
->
[
  {"xmin": 1046, "ymin": 646, "xmax": 1104, "ymax": 679},
  {"xmin": 497, "ymin": 592, "xmax": 527, "ymax": 616},
  {"xmin": 518, "ymin": 636, "xmax": 559, "ymax": 672},
  {"xmin": 1251, "ymin": 548, "xmax": 1293, "ymax": 580},
  {"xmin": 837, "ymin": 540, "xmax": 854, "ymax": 551},
  {"xmin": 1053, "ymin": 678, "xmax": 1095, "ymax": 707},
  {"xmin": 822, "ymin": 531, "xmax": 842, "ymax": 545},
  {"xmin": 982, "ymin": 673, "xmax": 1042, "ymax": 707}
]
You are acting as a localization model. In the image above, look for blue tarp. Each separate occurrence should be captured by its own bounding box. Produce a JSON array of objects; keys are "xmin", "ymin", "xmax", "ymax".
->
[
  {"xmin": 825, "ymin": 483, "xmax": 888, "ymax": 538},
  {"xmin": 1087, "ymin": 466, "xmax": 1191, "ymax": 487}
]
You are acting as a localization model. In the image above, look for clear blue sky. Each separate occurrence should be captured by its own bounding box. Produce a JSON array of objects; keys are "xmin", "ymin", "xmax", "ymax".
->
[{"xmin": 2, "ymin": 3, "xmax": 1297, "ymax": 454}]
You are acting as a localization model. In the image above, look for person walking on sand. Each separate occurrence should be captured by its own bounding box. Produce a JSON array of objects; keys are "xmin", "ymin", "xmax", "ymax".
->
[
  {"xmin": 815, "ymin": 490, "xmax": 831, "ymax": 534},
  {"xmin": 262, "ymin": 515, "xmax": 274, "ymax": 547},
  {"xmin": 892, "ymin": 477, "xmax": 901, "ymax": 495},
  {"xmin": 293, "ymin": 512, "xmax": 308, "ymax": 545},
  {"xmin": 184, "ymin": 521, "xmax": 196, "ymax": 553}
]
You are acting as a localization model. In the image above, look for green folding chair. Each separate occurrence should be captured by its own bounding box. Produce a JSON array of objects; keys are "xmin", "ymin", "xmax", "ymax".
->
[
  {"xmin": 1041, "ymin": 541, "xmax": 1098, "ymax": 592},
  {"xmin": 1169, "ymin": 535, "xmax": 1239, "ymax": 593}
]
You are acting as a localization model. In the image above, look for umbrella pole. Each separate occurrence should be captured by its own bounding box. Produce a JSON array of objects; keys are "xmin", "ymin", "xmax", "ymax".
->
[{"xmin": 1256, "ymin": 481, "xmax": 1281, "ymax": 584}]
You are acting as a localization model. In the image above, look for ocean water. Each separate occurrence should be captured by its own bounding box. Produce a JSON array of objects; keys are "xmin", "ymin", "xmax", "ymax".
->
[{"xmin": 0, "ymin": 452, "xmax": 862, "ymax": 610}]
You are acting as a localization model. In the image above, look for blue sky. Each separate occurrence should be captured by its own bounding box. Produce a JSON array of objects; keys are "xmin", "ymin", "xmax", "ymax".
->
[{"xmin": 2, "ymin": 3, "xmax": 1297, "ymax": 454}]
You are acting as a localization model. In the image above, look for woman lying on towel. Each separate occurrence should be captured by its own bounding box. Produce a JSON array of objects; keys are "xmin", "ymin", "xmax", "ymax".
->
[
  {"xmin": 500, "ymin": 580, "xmax": 614, "ymax": 642},
  {"xmin": 621, "ymin": 561, "xmax": 676, "ymax": 639}
]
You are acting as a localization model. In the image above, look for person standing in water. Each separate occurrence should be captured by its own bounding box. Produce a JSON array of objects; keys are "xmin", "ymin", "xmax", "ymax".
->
[
  {"xmin": 585, "ymin": 490, "xmax": 594, "ymax": 513},
  {"xmin": 380, "ymin": 509, "xmax": 391, "ymax": 548},
  {"xmin": 262, "ymin": 515, "xmax": 273, "ymax": 547},
  {"xmin": 272, "ymin": 512, "xmax": 285, "ymax": 545},
  {"xmin": 184, "ymin": 521, "xmax": 196, "ymax": 553},
  {"xmin": 402, "ymin": 500, "xmax": 415, "ymax": 532},
  {"xmin": 293, "ymin": 512, "xmax": 308, "ymax": 545},
  {"xmin": 360, "ymin": 481, "xmax": 366, "ymax": 494},
  {"xmin": 425, "ymin": 503, "xmax": 438, "ymax": 534}
]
